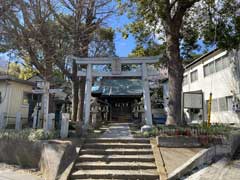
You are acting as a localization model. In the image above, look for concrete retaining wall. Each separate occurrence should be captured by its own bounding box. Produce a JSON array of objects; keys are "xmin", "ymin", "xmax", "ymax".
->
[
  {"xmin": 168, "ymin": 147, "xmax": 216, "ymax": 180},
  {"xmin": 0, "ymin": 139, "xmax": 78, "ymax": 180},
  {"xmin": 157, "ymin": 136, "xmax": 202, "ymax": 148},
  {"xmin": 156, "ymin": 133, "xmax": 240, "ymax": 180}
]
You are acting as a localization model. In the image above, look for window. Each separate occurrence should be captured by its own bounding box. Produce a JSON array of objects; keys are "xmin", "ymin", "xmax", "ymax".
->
[
  {"xmin": 204, "ymin": 61, "xmax": 215, "ymax": 77},
  {"xmin": 207, "ymin": 96, "xmax": 233, "ymax": 112},
  {"xmin": 218, "ymin": 97, "xmax": 227, "ymax": 111},
  {"xmin": 215, "ymin": 56, "xmax": 230, "ymax": 72},
  {"xmin": 215, "ymin": 58, "xmax": 224, "ymax": 72},
  {"xmin": 211, "ymin": 99, "xmax": 218, "ymax": 112},
  {"xmin": 204, "ymin": 55, "xmax": 229, "ymax": 76},
  {"xmin": 190, "ymin": 70, "xmax": 198, "ymax": 82},
  {"xmin": 183, "ymin": 75, "xmax": 188, "ymax": 85},
  {"xmin": 227, "ymin": 96, "xmax": 233, "ymax": 111},
  {"xmin": 22, "ymin": 92, "xmax": 32, "ymax": 105}
]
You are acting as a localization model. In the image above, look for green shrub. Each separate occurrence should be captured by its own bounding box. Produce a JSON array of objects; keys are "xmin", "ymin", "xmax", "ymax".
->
[
  {"xmin": 143, "ymin": 131, "xmax": 150, "ymax": 137},
  {"xmin": 0, "ymin": 129, "xmax": 59, "ymax": 141}
]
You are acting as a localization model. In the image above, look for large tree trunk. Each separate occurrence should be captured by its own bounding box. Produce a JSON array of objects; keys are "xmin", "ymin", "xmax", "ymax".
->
[
  {"xmin": 77, "ymin": 77, "xmax": 86, "ymax": 121},
  {"xmin": 71, "ymin": 60, "xmax": 79, "ymax": 121},
  {"xmin": 165, "ymin": 28, "xmax": 184, "ymax": 125},
  {"xmin": 77, "ymin": 39, "xmax": 89, "ymax": 122}
]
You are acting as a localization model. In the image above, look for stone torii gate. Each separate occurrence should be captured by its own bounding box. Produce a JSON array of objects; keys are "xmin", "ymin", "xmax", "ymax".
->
[{"xmin": 67, "ymin": 56, "xmax": 160, "ymax": 127}]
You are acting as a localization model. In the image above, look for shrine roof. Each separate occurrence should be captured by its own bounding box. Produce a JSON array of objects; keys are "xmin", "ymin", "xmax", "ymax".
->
[{"xmin": 92, "ymin": 79, "xmax": 143, "ymax": 96}]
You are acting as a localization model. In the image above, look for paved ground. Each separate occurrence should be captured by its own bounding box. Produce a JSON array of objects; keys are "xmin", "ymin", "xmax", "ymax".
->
[
  {"xmin": 0, "ymin": 169, "xmax": 42, "ymax": 180},
  {"xmin": 100, "ymin": 123, "xmax": 133, "ymax": 138},
  {"xmin": 186, "ymin": 152, "xmax": 240, "ymax": 180},
  {"xmin": 160, "ymin": 147, "xmax": 204, "ymax": 174},
  {"xmin": 186, "ymin": 157, "xmax": 240, "ymax": 180}
]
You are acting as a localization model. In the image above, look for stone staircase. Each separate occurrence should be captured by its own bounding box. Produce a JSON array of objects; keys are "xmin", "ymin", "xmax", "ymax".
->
[{"xmin": 70, "ymin": 138, "xmax": 159, "ymax": 180}]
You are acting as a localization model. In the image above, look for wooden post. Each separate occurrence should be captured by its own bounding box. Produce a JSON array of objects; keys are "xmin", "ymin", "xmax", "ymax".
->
[
  {"xmin": 142, "ymin": 63, "xmax": 153, "ymax": 126},
  {"xmin": 83, "ymin": 64, "xmax": 92, "ymax": 128},
  {"xmin": 0, "ymin": 112, "xmax": 6, "ymax": 129},
  {"xmin": 61, "ymin": 113, "xmax": 69, "ymax": 138},
  {"xmin": 15, "ymin": 112, "xmax": 22, "ymax": 130}
]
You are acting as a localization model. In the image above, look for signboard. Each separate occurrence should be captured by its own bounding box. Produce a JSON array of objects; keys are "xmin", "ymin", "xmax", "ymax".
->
[
  {"xmin": 33, "ymin": 89, "xmax": 63, "ymax": 94},
  {"xmin": 183, "ymin": 91, "xmax": 203, "ymax": 109},
  {"xmin": 36, "ymin": 81, "xmax": 45, "ymax": 88},
  {"xmin": 32, "ymin": 89, "xmax": 45, "ymax": 94},
  {"xmin": 49, "ymin": 89, "xmax": 63, "ymax": 94}
]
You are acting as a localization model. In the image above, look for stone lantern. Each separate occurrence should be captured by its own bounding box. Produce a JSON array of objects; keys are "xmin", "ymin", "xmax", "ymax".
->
[{"xmin": 91, "ymin": 100, "xmax": 100, "ymax": 128}]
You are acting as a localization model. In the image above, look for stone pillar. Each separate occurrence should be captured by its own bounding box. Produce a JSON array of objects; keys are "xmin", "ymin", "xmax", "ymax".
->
[
  {"xmin": 60, "ymin": 113, "xmax": 69, "ymax": 138},
  {"xmin": 91, "ymin": 112, "xmax": 98, "ymax": 128},
  {"xmin": 83, "ymin": 64, "xmax": 92, "ymax": 128},
  {"xmin": 43, "ymin": 81, "xmax": 50, "ymax": 132},
  {"xmin": 15, "ymin": 112, "xmax": 22, "ymax": 130},
  {"xmin": 0, "ymin": 112, "xmax": 6, "ymax": 129},
  {"xmin": 33, "ymin": 115, "xmax": 37, "ymax": 129},
  {"xmin": 140, "ymin": 105, "xmax": 145, "ymax": 124},
  {"xmin": 47, "ymin": 113, "xmax": 55, "ymax": 130},
  {"xmin": 91, "ymin": 103, "xmax": 99, "ymax": 128},
  {"xmin": 142, "ymin": 63, "xmax": 153, "ymax": 126},
  {"xmin": 105, "ymin": 106, "xmax": 109, "ymax": 122}
]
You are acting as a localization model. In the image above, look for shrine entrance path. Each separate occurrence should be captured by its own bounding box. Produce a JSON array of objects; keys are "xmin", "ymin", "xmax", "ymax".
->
[
  {"xmin": 70, "ymin": 122, "xmax": 159, "ymax": 179},
  {"xmin": 100, "ymin": 123, "xmax": 133, "ymax": 139}
]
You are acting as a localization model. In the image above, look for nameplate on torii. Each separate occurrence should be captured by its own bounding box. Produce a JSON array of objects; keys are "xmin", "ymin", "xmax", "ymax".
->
[{"xmin": 112, "ymin": 58, "xmax": 121, "ymax": 75}]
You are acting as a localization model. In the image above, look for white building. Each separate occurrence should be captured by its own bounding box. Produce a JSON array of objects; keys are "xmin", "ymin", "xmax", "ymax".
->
[
  {"xmin": 182, "ymin": 49, "xmax": 240, "ymax": 124},
  {"xmin": 0, "ymin": 75, "xmax": 35, "ymax": 125}
]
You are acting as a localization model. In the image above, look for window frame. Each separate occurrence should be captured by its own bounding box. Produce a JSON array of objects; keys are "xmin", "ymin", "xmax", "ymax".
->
[
  {"xmin": 190, "ymin": 70, "xmax": 198, "ymax": 82},
  {"xmin": 22, "ymin": 92, "xmax": 33, "ymax": 106}
]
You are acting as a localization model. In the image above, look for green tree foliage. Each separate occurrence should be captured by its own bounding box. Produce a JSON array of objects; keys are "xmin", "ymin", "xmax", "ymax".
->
[
  {"xmin": 1, "ymin": 0, "xmax": 115, "ymax": 122},
  {"xmin": 7, "ymin": 62, "xmax": 21, "ymax": 78},
  {"xmin": 119, "ymin": 0, "xmax": 240, "ymax": 52},
  {"xmin": 0, "ymin": 0, "xmax": 59, "ymax": 81},
  {"xmin": 118, "ymin": 0, "xmax": 240, "ymax": 125},
  {"xmin": 89, "ymin": 28, "xmax": 116, "ymax": 57},
  {"xmin": 7, "ymin": 61, "xmax": 38, "ymax": 80}
]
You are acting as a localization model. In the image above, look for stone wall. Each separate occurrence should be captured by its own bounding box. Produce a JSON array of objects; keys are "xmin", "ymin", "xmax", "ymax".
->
[{"xmin": 0, "ymin": 139, "xmax": 78, "ymax": 180}]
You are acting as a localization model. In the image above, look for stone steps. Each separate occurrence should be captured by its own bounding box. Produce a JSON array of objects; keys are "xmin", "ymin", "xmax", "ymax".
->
[
  {"xmin": 74, "ymin": 161, "xmax": 156, "ymax": 170},
  {"xmin": 84, "ymin": 143, "xmax": 151, "ymax": 149},
  {"xmin": 80, "ymin": 148, "xmax": 153, "ymax": 155},
  {"xmin": 70, "ymin": 135, "xmax": 159, "ymax": 179},
  {"xmin": 77, "ymin": 154, "xmax": 155, "ymax": 162},
  {"xmin": 87, "ymin": 138, "xmax": 149, "ymax": 143},
  {"xmin": 71, "ymin": 169, "xmax": 159, "ymax": 180}
]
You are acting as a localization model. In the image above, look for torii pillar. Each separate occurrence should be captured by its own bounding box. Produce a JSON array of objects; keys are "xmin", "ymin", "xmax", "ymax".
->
[
  {"xmin": 142, "ymin": 63, "xmax": 153, "ymax": 126},
  {"xmin": 83, "ymin": 64, "xmax": 92, "ymax": 127}
]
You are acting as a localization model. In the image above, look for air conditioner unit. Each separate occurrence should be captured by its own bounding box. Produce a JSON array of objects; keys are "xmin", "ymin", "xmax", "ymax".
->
[{"xmin": 232, "ymin": 102, "xmax": 240, "ymax": 112}]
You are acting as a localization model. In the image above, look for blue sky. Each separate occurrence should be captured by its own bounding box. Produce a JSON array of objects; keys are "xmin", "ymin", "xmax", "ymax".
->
[{"xmin": 106, "ymin": 13, "xmax": 136, "ymax": 57}]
